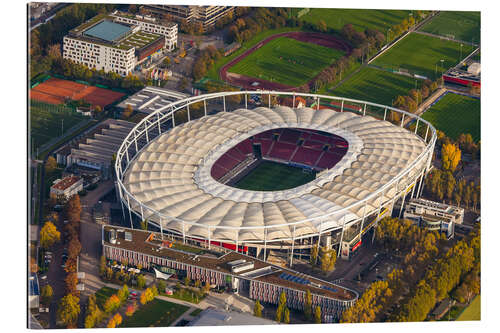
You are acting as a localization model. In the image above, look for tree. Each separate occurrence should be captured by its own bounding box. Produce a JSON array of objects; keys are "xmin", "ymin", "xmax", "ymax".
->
[
  {"xmin": 68, "ymin": 237, "xmax": 81, "ymax": 259},
  {"xmin": 140, "ymin": 220, "xmax": 148, "ymax": 230},
  {"xmin": 113, "ymin": 313, "xmax": 123, "ymax": 326},
  {"xmin": 304, "ymin": 289, "xmax": 312, "ymax": 320},
  {"xmin": 94, "ymin": 105, "xmax": 102, "ymax": 116},
  {"xmin": 254, "ymin": 299, "xmax": 263, "ymax": 317},
  {"xmin": 45, "ymin": 156, "xmax": 57, "ymax": 174},
  {"xmin": 158, "ymin": 280, "xmax": 166, "ymax": 293},
  {"xmin": 117, "ymin": 284, "xmax": 129, "ymax": 304},
  {"xmin": 57, "ymin": 294, "xmax": 80, "ymax": 328},
  {"xmin": 125, "ymin": 301, "xmax": 137, "ymax": 317},
  {"xmin": 284, "ymin": 307, "xmax": 290, "ymax": 324},
  {"xmin": 40, "ymin": 222, "xmax": 60, "ymax": 249},
  {"xmin": 317, "ymin": 20, "xmax": 327, "ymax": 32},
  {"xmin": 65, "ymin": 272, "xmax": 78, "ymax": 295},
  {"xmin": 41, "ymin": 284, "xmax": 53, "ymax": 306},
  {"xmin": 107, "ymin": 318, "xmax": 116, "ymax": 328},
  {"xmin": 104, "ymin": 294, "xmax": 120, "ymax": 313},
  {"xmin": 122, "ymin": 104, "xmax": 134, "ymax": 119},
  {"xmin": 441, "ymin": 143, "xmax": 461, "ymax": 172},
  {"xmin": 137, "ymin": 274, "xmax": 146, "ymax": 289},
  {"xmin": 314, "ymin": 305, "xmax": 321, "ymax": 323},
  {"xmin": 99, "ymin": 255, "xmax": 107, "ymax": 277},
  {"xmin": 84, "ymin": 294, "xmax": 102, "ymax": 328},
  {"xmin": 310, "ymin": 244, "xmax": 319, "ymax": 267},
  {"xmin": 184, "ymin": 276, "xmax": 191, "ymax": 287},
  {"xmin": 65, "ymin": 194, "xmax": 82, "ymax": 224}
]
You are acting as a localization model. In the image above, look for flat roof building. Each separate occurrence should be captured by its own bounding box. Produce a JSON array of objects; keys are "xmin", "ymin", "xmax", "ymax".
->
[
  {"xmin": 63, "ymin": 13, "xmax": 178, "ymax": 76},
  {"xmin": 117, "ymin": 86, "xmax": 189, "ymax": 114},
  {"xmin": 102, "ymin": 225, "xmax": 358, "ymax": 322},
  {"xmin": 188, "ymin": 307, "xmax": 276, "ymax": 326},
  {"xmin": 50, "ymin": 175, "xmax": 83, "ymax": 199}
]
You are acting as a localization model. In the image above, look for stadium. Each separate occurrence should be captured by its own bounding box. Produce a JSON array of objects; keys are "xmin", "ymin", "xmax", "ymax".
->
[{"xmin": 115, "ymin": 91, "xmax": 436, "ymax": 264}]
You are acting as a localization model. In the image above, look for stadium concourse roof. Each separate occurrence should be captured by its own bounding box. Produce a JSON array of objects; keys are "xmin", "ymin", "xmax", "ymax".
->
[
  {"xmin": 123, "ymin": 106, "xmax": 426, "ymax": 243},
  {"xmin": 117, "ymin": 86, "xmax": 190, "ymax": 114}
]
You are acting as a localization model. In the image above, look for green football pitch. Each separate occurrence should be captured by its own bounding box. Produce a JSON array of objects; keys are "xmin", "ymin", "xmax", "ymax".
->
[
  {"xmin": 228, "ymin": 36, "xmax": 345, "ymax": 87},
  {"xmin": 457, "ymin": 295, "xmax": 481, "ymax": 321},
  {"xmin": 30, "ymin": 100, "xmax": 87, "ymax": 151},
  {"xmin": 419, "ymin": 11, "xmax": 480, "ymax": 43},
  {"xmin": 234, "ymin": 160, "xmax": 315, "ymax": 191},
  {"xmin": 422, "ymin": 93, "xmax": 480, "ymax": 141},
  {"xmin": 372, "ymin": 33, "xmax": 475, "ymax": 80},
  {"xmin": 331, "ymin": 66, "xmax": 421, "ymax": 106},
  {"xmin": 299, "ymin": 8, "xmax": 413, "ymax": 33}
]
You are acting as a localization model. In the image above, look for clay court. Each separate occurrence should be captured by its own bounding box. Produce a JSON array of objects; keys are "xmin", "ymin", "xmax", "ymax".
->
[
  {"xmin": 31, "ymin": 77, "xmax": 125, "ymax": 108},
  {"xmin": 220, "ymin": 32, "xmax": 352, "ymax": 91}
]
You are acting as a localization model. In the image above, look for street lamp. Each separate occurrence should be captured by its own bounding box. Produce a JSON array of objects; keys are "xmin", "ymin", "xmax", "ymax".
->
[{"xmin": 460, "ymin": 44, "xmax": 463, "ymax": 63}]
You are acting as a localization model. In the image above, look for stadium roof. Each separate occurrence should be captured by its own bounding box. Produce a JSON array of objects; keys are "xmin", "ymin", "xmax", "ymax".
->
[
  {"xmin": 83, "ymin": 20, "xmax": 131, "ymax": 42},
  {"xmin": 123, "ymin": 106, "xmax": 426, "ymax": 243}
]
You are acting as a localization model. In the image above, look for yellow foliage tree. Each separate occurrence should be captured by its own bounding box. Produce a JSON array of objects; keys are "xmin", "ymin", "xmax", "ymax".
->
[
  {"xmin": 40, "ymin": 222, "xmax": 60, "ymax": 249},
  {"xmin": 441, "ymin": 143, "xmax": 461, "ymax": 172}
]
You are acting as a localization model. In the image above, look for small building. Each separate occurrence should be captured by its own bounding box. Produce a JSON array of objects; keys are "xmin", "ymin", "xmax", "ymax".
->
[
  {"xmin": 403, "ymin": 198, "xmax": 464, "ymax": 224},
  {"xmin": 223, "ymin": 42, "xmax": 241, "ymax": 56},
  {"xmin": 188, "ymin": 307, "xmax": 276, "ymax": 326},
  {"xmin": 431, "ymin": 298, "xmax": 453, "ymax": 320},
  {"xmin": 50, "ymin": 175, "xmax": 83, "ymax": 199},
  {"xmin": 76, "ymin": 106, "xmax": 93, "ymax": 117}
]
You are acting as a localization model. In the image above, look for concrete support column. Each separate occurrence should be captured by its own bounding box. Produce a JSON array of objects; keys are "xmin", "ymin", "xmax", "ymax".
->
[
  {"xmin": 204, "ymin": 99, "xmax": 207, "ymax": 117},
  {"xmin": 223, "ymin": 96, "xmax": 226, "ymax": 112},
  {"xmin": 187, "ymin": 104, "xmax": 190, "ymax": 122}
]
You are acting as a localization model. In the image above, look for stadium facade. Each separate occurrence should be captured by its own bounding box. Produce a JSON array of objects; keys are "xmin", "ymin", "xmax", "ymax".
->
[
  {"xmin": 63, "ymin": 12, "xmax": 177, "ymax": 76},
  {"xmin": 115, "ymin": 91, "xmax": 436, "ymax": 264}
]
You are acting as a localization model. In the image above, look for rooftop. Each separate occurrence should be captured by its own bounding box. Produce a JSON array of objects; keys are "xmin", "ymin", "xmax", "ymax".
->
[
  {"xmin": 117, "ymin": 86, "xmax": 190, "ymax": 114},
  {"xmin": 103, "ymin": 225, "xmax": 357, "ymax": 301},
  {"xmin": 188, "ymin": 307, "xmax": 276, "ymax": 326},
  {"xmin": 116, "ymin": 30, "xmax": 163, "ymax": 51},
  {"xmin": 83, "ymin": 20, "xmax": 132, "ymax": 42},
  {"xmin": 51, "ymin": 175, "xmax": 81, "ymax": 191}
]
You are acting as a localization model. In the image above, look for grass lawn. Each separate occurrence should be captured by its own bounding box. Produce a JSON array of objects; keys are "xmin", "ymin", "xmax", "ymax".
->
[
  {"xmin": 205, "ymin": 27, "xmax": 307, "ymax": 81},
  {"xmin": 120, "ymin": 298, "xmax": 189, "ymax": 327},
  {"xmin": 372, "ymin": 33, "xmax": 475, "ymax": 80},
  {"xmin": 419, "ymin": 11, "xmax": 480, "ymax": 43},
  {"xmin": 95, "ymin": 287, "xmax": 118, "ymax": 309},
  {"xmin": 422, "ymin": 92, "xmax": 480, "ymax": 141},
  {"xmin": 228, "ymin": 36, "xmax": 345, "ymax": 87},
  {"xmin": 190, "ymin": 308, "xmax": 203, "ymax": 317},
  {"xmin": 457, "ymin": 295, "xmax": 481, "ymax": 321},
  {"xmin": 331, "ymin": 66, "xmax": 421, "ymax": 106},
  {"xmin": 234, "ymin": 160, "xmax": 315, "ymax": 191},
  {"xmin": 299, "ymin": 8, "xmax": 413, "ymax": 33},
  {"xmin": 30, "ymin": 100, "xmax": 87, "ymax": 152}
]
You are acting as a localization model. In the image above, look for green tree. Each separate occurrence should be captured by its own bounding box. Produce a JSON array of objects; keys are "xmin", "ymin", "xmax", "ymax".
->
[
  {"xmin": 140, "ymin": 220, "xmax": 148, "ymax": 230},
  {"xmin": 40, "ymin": 222, "xmax": 60, "ymax": 249},
  {"xmin": 158, "ymin": 280, "xmax": 166, "ymax": 293},
  {"xmin": 41, "ymin": 284, "xmax": 53, "ymax": 306},
  {"xmin": 254, "ymin": 299, "xmax": 263, "ymax": 317},
  {"xmin": 314, "ymin": 305, "xmax": 321, "ymax": 323},
  {"xmin": 57, "ymin": 294, "xmax": 80, "ymax": 328},
  {"xmin": 137, "ymin": 274, "xmax": 146, "ymax": 289},
  {"xmin": 45, "ymin": 156, "xmax": 57, "ymax": 174},
  {"xmin": 84, "ymin": 294, "xmax": 102, "ymax": 328},
  {"xmin": 184, "ymin": 276, "xmax": 191, "ymax": 287},
  {"xmin": 103, "ymin": 294, "xmax": 120, "ymax": 313},
  {"xmin": 117, "ymin": 284, "xmax": 129, "ymax": 304}
]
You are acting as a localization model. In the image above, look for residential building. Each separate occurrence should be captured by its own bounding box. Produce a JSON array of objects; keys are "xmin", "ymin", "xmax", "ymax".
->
[
  {"xmin": 63, "ymin": 13, "xmax": 178, "ymax": 76},
  {"xmin": 50, "ymin": 175, "xmax": 83, "ymax": 199},
  {"xmin": 143, "ymin": 5, "xmax": 234, "ymax": 31}
]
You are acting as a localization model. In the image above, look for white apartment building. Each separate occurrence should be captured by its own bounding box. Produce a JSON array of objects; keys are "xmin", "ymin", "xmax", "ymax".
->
[
  {"xmin": 111, "ymin": 11, "xmax": 178, "ymax": 51},
  {"xmin": 403, "ymin": 198, "xmax": 465, "ymax": 224},
  {"xmin": 50, "ymin": 175, "xmax": 84, "ymax": 199},
  {"xmin": 63, "ymin": 36, "xmax": 136, "ymax": 76},
  {"xmin": 63, "ymin": 14, "xmax": 177, "ymax": 76}
]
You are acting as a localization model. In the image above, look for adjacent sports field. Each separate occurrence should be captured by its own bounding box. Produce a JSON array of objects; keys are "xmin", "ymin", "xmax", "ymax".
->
[
  {"xmin": 372, "ymin": 33, "xmax": 475, "ymax": 79},
  {"xmin": 456, "ymin": 295, "xmax": 481, "ymax": 321},
  {"xmin": 419, "ymin": 11, "xmax": 480, "ymax": 43},
  {"xmin": 31, "ymin": 77, "xmax": 125, "ymax": 108},
  {"xmin": 422, "ymin": 93, "xmax": 480, "ymax": 141},
  {"xmin": 30, "ymin": 100, "xmax": 88, "ymax": 151},
  {"xmin": 299, "ymin": 8, "xmax": 413, "ymax": 33},
  {"xmin": 120, "ymin": 298, "xmax": 189, "ymax": 327},
  {"xmin": 234, "ymin": 160, "xmax": 315, "ymax": 191},
  {"xmin": 331, "ymin": 66, "xmax": 421, "ymax": 106},
  {"xmin": 228, "ymin": 36, "xmax": 345, "ymax": 87}
]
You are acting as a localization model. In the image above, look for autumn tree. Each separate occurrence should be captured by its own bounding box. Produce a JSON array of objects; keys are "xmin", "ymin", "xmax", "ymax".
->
[
  {"xmin": 68, "ymin": 237, "xmax": 82, "ymax": 259},
  {"xmin": 94, "ymin": 105, "xmax": 102, "ymax": 115},
  {"xmin": 57, "ymin": 294, "xmax": 80, "ymax": 328},
  {"xmin": 314, "ymin": 305, "xmax": 322, "ymax": 323},
  {"xmin": 125, "ymin": 301, "xmax": 137, "ymax": 317},
  {"xmin": 275, "ymin": 291, "xmax": 287, "ymax": 322},
  {"xmin": 117, "ymin": 284, "xmax": 129, "ymax": 304},
  {"xmin": 65, "ymin": 194, "xmax": 82, "ymax": 224},
  {"xmin": 45, "ymin": 156, "xmax": 57, "ymax": 174},
  {"xmin": 104, "ymin": 294, "xmax": 121, "ymax": 313},
  {"xmin": 310, "ymin": 244, "xmax": 319, "ymax": 267},
  {"xmin": 254, "ymin": 299, "xmax": 263, "ymax": 317},
  {"xmin": 140, "ymin": 219, "xmax": 148, "ymax": 230},
  {"xmin": 441, "ymin": 143, "xmax": 461, "ymax": 172},
  {"xmin": 40, "ymin": 222, "xmax": 60, "ymax": 249},
  {"xmin": 41, "ymin": 284, "xmax": 53, "ymax": 306},
  {"xmin": 113, "ymin": 313, "xmax": 123, "ymax": 326},
  {"xmin": 137, "ymin": 274, "xmax": 146, "ymax": 289},
  {"xmin": 65, "ymin": 272, "xmax": 78, "ymax": 296},
  {"xmin": 122, "ymin": 104, "xmax": 134, "ymax": 119},
  {"xmin": 107, "ymin": 317, "xmax": 116, "ymax": 328},
  {"xmin": 99, "ymin": 255, "xmax": 107, "ymax": 277},
  {"xmin": 304, "ymin": 289, "xmax": 312, "ymax": 320},
  {"xmin": 284, "ymin": 306, "xmax": 290, "ymax": 324},
  {"xmin": 320, "ymin": 246, "xmax": 337, "ymax": 274},
  {"xmin": 84, "ymin": 294, "xmax": 102, "ymax": 328}
]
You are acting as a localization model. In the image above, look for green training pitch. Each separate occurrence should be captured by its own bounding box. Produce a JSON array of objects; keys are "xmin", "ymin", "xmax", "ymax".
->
[
  {"xmin": 234, "ymin": 160, "xmax": 315, "ymax": 191},
  {"xmin": 299, "ymin": 8, "xmax": 412, "ymax": 33},
  {"xmin": 372, "ymin": 33, "xmax": 475, "ymax": 80},
  {"xmin": 420, "ymin": 11, "xmax": 480, "ymax": 43},
  {"xmin": 121, "ymin": 298, "xmax": 189, "ymax": 327},
  {"xmin": 457, "ymin": 295, "xmax": 481, "ymax": 321},
  {"xmin": 228, "ymin": 36, "xmax": 345, "ymax": 87},
  {"xmin": 331, "ymin": 66, "xmax": 421, "ymax": 106},
  {"xmin": 30, "ymin": 100, "xmax": 87, "ymax": 151},
  {"xmin": 422, "ymin": 93, "xmax": 480, "ymax": 141}
]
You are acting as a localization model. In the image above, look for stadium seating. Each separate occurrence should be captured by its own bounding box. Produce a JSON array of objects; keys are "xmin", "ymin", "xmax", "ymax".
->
[
  {"xmin": 279, "ymin": 128, "xmax": 302, "ymax": 144},
  {"xmin": 316, "ymin": 151, "xmax": 344, "ymax": 169},
  {"xmin": 291, "ymin": 147, "xmax": 323, "ymax": 167},
  {"xmin": 268, "ymin": 142, "xmax": 297, "ymax": 161}
]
